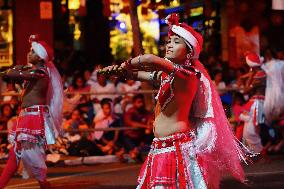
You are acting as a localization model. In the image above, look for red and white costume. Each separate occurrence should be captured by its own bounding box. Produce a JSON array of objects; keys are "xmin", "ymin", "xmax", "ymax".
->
[
  {"xmin": 9, "ymin": 104, "xmax": 57, "ymax": 152},
  {"xmin": 261, "ymin": 59, "xmax": 284, "ymax": 123},
  {"xmin": 137, "ymin": 14, "xmax": 245, "ymax": 189},
  {"xmin": 0, "ymin": 35, "xmax": 63, "ymax": 187},
  {"xmin": 240, "ymin": 52, "xmax": 266, "ymax": 153},
  {"xmin": 240, "ymin": 95, "xmax": 265, "ymax": 153},
  {"xmin": 138, "ymin": 132, "xmax": 207, "ymax": 188}
]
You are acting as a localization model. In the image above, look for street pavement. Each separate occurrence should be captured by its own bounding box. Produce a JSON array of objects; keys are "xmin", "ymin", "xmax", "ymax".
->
[{"xmin": 2, "ymin": 154, "xmax": 284, "ymax": 189}]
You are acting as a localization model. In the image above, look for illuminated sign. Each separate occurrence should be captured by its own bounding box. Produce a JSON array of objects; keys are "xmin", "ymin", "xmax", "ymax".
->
[
  {"xmin": 0, "ymin": 9, "xmax": 13, "ymax": 68},
  {"xmin": 40, "ymin": 2, "xmax": 53, "ymax": 19}
]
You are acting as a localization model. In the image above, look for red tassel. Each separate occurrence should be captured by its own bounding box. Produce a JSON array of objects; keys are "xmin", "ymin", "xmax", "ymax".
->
[
  {"xmin": 29, "ymin": 34, "xmax": 40, "ymax": 43},
  {"xmin": 167, "ymin": 13, "xmax": 180, "ymax": 25}
]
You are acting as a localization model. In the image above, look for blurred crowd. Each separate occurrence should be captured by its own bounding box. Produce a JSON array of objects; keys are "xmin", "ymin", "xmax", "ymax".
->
[
  {"xmin": 0, "ymin": 48, "xmax": 283, "ymax": 164},
  {"xmin": 0, "ymin": 66, "xmax": 154, "ymax": 162}
]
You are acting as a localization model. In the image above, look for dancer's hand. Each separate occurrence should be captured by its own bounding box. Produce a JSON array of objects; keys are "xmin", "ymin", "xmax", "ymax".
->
[
  {"xmin": 118, "ymin": 63, "xmax": 137, "ymax": 79},
  {"xmin": 120, "ymin": 61, "xmax": 133, "ymax": 70},
  {"xmin": 99, "ymin": 64, "xmax": 136, "ymax": 80},
  {"xmin": 106, "ymin": 65, "xmax": 120, "ymax": 72},
  {"xmin": 99, "ymin": 65, "xmax": 121, "ymax": 75}
]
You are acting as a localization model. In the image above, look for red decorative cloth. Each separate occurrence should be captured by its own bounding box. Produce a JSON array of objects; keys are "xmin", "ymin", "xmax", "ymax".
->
[
  {"xmin": 137, "ymin": 132, "xmax": 202, "ymax": 188},
  {"xmin": 156, "ymin": 72, "xmax": 174, "ymax": 111},
  {"xmin": 10, "ymin": 105, "xmax": 50, "ymax": 151}
]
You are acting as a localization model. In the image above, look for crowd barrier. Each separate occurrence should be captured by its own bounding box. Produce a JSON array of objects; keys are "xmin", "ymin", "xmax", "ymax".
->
[
  {"xmin": 0, "ymin": 87, "xmax": 243, "ymax": 97},
  {"xmin": 0, "ymin": 88, "xmax": 242, "ymax": 135},
  {"xmin": 0, "ymin": 127, "xmax": 139, "ymax": 134}
]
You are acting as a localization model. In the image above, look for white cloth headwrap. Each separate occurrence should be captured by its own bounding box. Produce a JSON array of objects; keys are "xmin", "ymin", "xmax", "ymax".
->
[{"xmin": 31, "ymin": 42, "xmax": 49, "ymax": 62}]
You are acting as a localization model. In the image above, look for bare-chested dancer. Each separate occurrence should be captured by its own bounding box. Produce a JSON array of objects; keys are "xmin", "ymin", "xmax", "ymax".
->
[
  {"xmin": 0, "ymin": 34, "xmax": 63, "ymax": 189},
  {"xmin": 101, "ymin": 14, "xmax": 245, "ymax": 189},
  {"xmin": 240, "ymin": 52, "xmax": 267, "ymax": 154}
]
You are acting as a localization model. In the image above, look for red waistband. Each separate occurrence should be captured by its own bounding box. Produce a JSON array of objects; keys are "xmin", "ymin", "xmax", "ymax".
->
[
  {"xmin": 22, "ymin": 106, "xmax": 49, "ymax": 113},
  {"xmin": 251, "ymin": 95, "xmax": 265, "ymax": 100},
  {"xmin": 152, "ymin": 132, "xmax": 193, "ymax": 149}
]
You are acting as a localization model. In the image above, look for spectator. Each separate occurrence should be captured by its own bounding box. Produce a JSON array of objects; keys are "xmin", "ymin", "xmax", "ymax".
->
[
  {"xmin": 83, "ymin": 69, "xmax": 91, "ymax": 83},
  {"xmin": 0, "ymin": 104, "xmax": 14, "ymax": 140},
  {"xmin": 231, "ymin": 92, "xmax": 246, "ymax": 141},
  {"xmin": 230, "ymin": 68, "xmax": 247, "ymax": 90},
  {"xmin": 123, "ymin": 94, "xmax": 153, "ymax": 160},
  {"xmin": 68, "ymin": 75, "xmax": 93, "ymax": 124},
  {"xmin": 0, "ymin": 82, "xmax": 19, "ymax": 106},
  {"xmin": 62, "ymin": 108, "xmax": 104, "ymax": 157},
  {"xmin": 213, "ymin": 70, "xmax": 226, "ymax": 94},
  {"xmin": 90, "ymin": 72, "xmax": 117, "ymax": 113},
  {"xmin": 90, "ymin": 98, "xmax": 122, "ymax": 155},
  {"xmin": 61, "ymin": 73, "xmax": 72, "ymax": 90},
  {"xmin": 63, "ymin": 93, "xmax": 82, "ymax": 115},
  {"xmin": 68, "ymin": 75, "xmax": 90, "ymax": 93},
  {"xmin": 116, "ymin": 79, "xmax": 141, "ymax": 112},
  {"xmin": 63, "ymin": 108, "xmax": 88, "ymax": 137}
]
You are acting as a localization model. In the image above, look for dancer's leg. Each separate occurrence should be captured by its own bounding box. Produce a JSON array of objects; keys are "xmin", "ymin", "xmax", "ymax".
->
[
  {"xmin": 0, "ymin": 148, "xmax": 18, "ymax": 188},
  {"xmin": 21, "ymin": 142, "xmax": 49, "ymax": 189}
]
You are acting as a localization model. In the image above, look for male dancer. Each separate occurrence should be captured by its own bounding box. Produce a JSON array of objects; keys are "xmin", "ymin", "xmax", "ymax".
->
[
  {"xmin": 240, "ymin": 52, "xmax": 266, "ymax": 154},
  {"xmin": 0, "ymin": 34, "xmax": 63, "ymax": 188}
]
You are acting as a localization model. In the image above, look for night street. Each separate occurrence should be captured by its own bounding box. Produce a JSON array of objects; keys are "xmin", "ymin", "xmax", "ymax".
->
[
  {"xmin": 1, "ymin": 0, "xmax": 284, "ymax": 189},
  {"xmin": 2, "ymin": 155, "xmax": 284, "ymax": 189}
]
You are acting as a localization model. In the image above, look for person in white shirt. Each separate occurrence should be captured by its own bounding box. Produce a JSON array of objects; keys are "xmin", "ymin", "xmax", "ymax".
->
[
  {"xmin": 90, "ymin": 73, "xmax": 117, "ymax": 114},
  {"xmin": 116, "ymin": 79, "xmax": 142, "ymax": 113},
  {"xmin": 213, "ymin": 70, "xmax": 226, "ymax": 95}
]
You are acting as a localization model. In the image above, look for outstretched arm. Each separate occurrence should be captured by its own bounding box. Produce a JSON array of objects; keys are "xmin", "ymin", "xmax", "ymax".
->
[
  {"xmin": 135, "ymin": 70, "xmax": 162, "ymax": 82},
  {"xmin": 3, "ymin": 68, "xmax": 47, "ymax": 81},
  {"xmin": 101, "ymin": 54, "xmax": 198, "ymax": 82},
  {"xmin": 123, "ymin": 54, "xmax": 174, "ymax": 74},
  {"xmin": 122, "ymin": 54, "xmax": 199, "ymax": 81},
  {"xmin": 99, "ymin": 65, "xmax": 162, "ymax": 82}
]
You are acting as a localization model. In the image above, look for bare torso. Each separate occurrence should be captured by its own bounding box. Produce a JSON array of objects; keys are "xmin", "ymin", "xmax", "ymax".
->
[
  {"xmin": 154, "ymin": 110, "xmax": 189, "ymax": 137},
  {"xmin": 153, "ymin": 77, "xmax": 198, "ymax": 137},
  {"xmin": 21, "ymin": 71, "xmax": 49, "ymax": 108}
]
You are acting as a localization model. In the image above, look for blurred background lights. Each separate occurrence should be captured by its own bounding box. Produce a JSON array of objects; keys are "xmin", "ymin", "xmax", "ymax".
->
[{"xmin": 119, "ymin": 22, "xmax": 126, "ymax": 30}]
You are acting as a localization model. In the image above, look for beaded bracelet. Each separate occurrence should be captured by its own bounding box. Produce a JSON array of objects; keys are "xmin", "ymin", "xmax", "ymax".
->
[
  {"xmin": 138, "ymin": 54, "xmax": 144, "ymax": 69},
  {"xmin": 149, "ymin": 71, "xmax": 155, "ymax": 81},
  {"xmin": 125, "ymin": 57, "xmax": 133, "ymax": 68},
  {"xmin": 173, "ymin": 63, "xmax": 182, "ymax": 73},
  {"xmin": 153, "ymin": 71, "xmax": 159, "ymax": 80}
]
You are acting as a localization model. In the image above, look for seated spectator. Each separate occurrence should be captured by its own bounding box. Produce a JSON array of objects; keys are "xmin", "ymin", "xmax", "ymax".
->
[
  {"xmin": 229, "ymin": 68, "xmax": 246, "ymax": 90},
  {"xmin": 68, "ymin": 75, "xmax": 91, "ymax": 94},
  {"xmin": 61, "ymin": 73, "xmax": 72, "ymax": 90},
  {"xmin": 116, "ymin": 80, "xmax": 141, "ymax": 112},
  {"xmin": 90, "ymin": 98, "xmax": 122, "ymax": 155},
  {"xmin": 0, "ymin": 104, "xmax": 15, "ymax": 144},
  {"xmin": 63, "ymin": 108, "xmax": 89, "ymax": 137},
  {"xmin": 213, "ymin": 70, "xmax": 226, "ymax": 95},
  {"xmin": 230, "ymin": 92, "xmax": 246, "ymax": 141},
  {"xmin": 48, "ymin": 137, "xmax": 69, "ymax": 156},
  {"xmin": 83, "ymin": 69, "xmax": 91, "ymax": 83},
  {"xmin": 63, "ymin": 109, "xmax": 104, "ymax": 157},
  {"xmin": 0, "ymin": 82, "xmax": 19, "ymax": 107},
  {"xmin": 68, "ymin": 75, "xmax": 93, "ymax": 124},
  {"xmin": 90, "ymin": 73, "xmax": 117, "ymax": 114},
  {"xmin": 63, "ymin": 92, "xmax": 82, "ymax": 115},
  {"xmin": 123, "ymin": 94, "xmax": 153, "ymax": 161}
]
